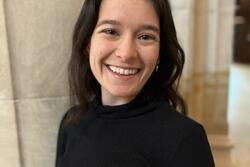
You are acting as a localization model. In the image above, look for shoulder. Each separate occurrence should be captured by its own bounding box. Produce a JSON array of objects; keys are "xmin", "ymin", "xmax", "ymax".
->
[
  {"xmin": 153, "ymin": 100, "xmax": 202, "ymax": 132},
  {"xmin": 150, "ymin": 100, "xmax": 206, "ymax": 145},
  {"xmin": 58, "ymin": 105, "xmax": 83, "ymax": 137},
  {"xmin": 59, "ymin": 104, "xmax": 96, "ymax": 138},
  {"xmin": 151, "ymin": 101, "xmax": 214, "ymax": 166},
  {"xmin": 61, "ymin": 105, "xmax": 82, "ymax": 127},
  {"xmin": 55, "ymin": 105, "xmax": 83, "ymax": 165}
]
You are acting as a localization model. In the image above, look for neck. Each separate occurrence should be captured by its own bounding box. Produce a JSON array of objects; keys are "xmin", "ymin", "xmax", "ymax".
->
[{"xmin": 101, "ymin": 89, "xmax": 136, "ymax": 106}]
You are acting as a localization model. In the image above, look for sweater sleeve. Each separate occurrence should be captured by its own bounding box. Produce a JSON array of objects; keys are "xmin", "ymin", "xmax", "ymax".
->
[
  {"xmin": 169, "ymin": 124, "xmax": 215, "ymax": 167},
  {"xmin": 55, "ymin": 114, "xmax": 67, "ymax": 167}
]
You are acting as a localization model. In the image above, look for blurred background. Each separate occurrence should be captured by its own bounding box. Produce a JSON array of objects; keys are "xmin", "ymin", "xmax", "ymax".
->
[{"xmin": 0, "ymin": 0, "xmax": 249, "ymax": 167}]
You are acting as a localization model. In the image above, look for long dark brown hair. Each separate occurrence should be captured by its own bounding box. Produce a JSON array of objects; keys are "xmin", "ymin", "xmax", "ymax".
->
[{"xmin": 65, "ymin": 0, "xmax": 186, "ymax": 125}]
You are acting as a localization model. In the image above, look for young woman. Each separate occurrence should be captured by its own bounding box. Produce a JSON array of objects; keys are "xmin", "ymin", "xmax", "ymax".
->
[{"xmin": 55, "ymin": 0, "xmax": 215, "ymax": 166}]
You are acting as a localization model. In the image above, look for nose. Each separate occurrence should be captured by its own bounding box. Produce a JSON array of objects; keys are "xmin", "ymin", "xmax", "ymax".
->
[{"xmin": 115, "ymin": 36, "xmax": 137, "ymax": 62}]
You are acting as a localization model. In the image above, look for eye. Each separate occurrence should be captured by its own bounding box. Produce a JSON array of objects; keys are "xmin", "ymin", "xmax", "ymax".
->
[
  {"xmin": 138, "ymin": 34, "xmax": 157, "ymax": 41},
  {"xmin": 101, "ymin": 28, "xmax": 119, "ymax": 36}
]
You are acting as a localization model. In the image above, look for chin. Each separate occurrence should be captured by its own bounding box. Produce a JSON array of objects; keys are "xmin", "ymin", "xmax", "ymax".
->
[{"xmin": 110, "ymin": 88, "xmax": 140, "ymax": 99}]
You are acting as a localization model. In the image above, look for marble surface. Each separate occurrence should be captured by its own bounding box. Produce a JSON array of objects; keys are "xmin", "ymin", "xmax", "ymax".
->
[
  {"xmin": 0, "ymin": 0, "xmax": 13, "ymax": 99},
  {"xmin": 195, "ymin": 0, "xmax": 235, "ymax": 12},
  {"xmin": 0, "ymin": 100, "xmax": 21, "ymax": 167},
  {"xmin": 0, "ymin": 1, "xmax": 20, "ymax": 166},
  {"xmin": 4, "ymin": 0, "xmax": 83, "ymax": 98},
  {"xmin": 172, "ymin": 8, "xmax": 194, "ymax": 60},
  {"xmin": 15, "ymin": 96, "xmax": 69, "ymax": 167},
  {"xmin": 228, "ymin": 64, "xmax": 250, "ymax": 167},
  {"xmin": 217, "ymin": 9, "xmax": 235, "ymax": 71},
  {"xmin": 170, "ymin": 0, "xmax": 194, "ymax": 9}
]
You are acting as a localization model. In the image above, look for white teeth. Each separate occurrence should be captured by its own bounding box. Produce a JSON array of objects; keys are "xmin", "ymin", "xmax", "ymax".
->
[
  {"xmin": 125, "ymin": 70, "xmax": 129, "ymax": 75},
  {"xmin": 108, "ymin": 65, "xmax": 139, "ymax": 76}
]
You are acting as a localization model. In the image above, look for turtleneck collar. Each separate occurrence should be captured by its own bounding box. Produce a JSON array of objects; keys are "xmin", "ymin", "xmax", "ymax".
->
[{"xmin": 90, "ymin": 92, "xmax": 165, "ymax": 119}]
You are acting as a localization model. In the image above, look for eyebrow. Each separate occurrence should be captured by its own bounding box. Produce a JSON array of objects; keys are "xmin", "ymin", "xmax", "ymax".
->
[
  {"xmin": 96, "ymin": 20, "xmax": 121, "ymax": 27},
  {"xmin": 140, "ymin": 24, "xmax": 160, "ymax": 34},
  {"xmin": 96, "ymin": 19, "xmax": 160, "ymax": 34}
]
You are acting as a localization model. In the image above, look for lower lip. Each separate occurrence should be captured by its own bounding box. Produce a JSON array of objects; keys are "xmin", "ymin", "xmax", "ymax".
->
[{"xmin": 106, "ymin": 65, "xmax": 139, "ymax": 81}]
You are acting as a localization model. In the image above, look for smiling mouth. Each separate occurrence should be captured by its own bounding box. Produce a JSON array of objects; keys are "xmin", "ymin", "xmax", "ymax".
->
[{"xmin": 106, "ymin": 65, "xmax": 140, "ymax": 76}]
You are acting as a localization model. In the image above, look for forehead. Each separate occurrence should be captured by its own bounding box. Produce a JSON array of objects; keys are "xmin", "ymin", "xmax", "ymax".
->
[{"xmin": 98, "ymin": 0, "xmax": 159, "ymax": 27}]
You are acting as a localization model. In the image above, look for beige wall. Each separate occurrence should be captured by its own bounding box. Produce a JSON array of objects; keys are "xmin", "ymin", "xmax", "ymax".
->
[
  {"xmin": 0, "ymin": 0, "xmax": 235, "ymax": 167},
  {"xmin": 0, "ymin": 0, "xmax": 20, "ymax": 166},
  {"xmin": 1, "ymin": 0, "xmax": 83, "ymax": 167}
]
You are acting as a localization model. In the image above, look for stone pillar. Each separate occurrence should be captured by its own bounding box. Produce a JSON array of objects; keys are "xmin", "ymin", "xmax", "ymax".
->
[
  {"xmin": 171, "ymin": 0, "xmax": 235, "ymax": 166},
  {"xmin": 191, "ymin": 0, "xmax": 235, "ymax": 135},
  {"xmin": 0, "ymin": 0, "xmax": 21, "ymax": 167},
  {"xmin": 2, "ymin": 0, "xmax": 84, "ymax": 167}
]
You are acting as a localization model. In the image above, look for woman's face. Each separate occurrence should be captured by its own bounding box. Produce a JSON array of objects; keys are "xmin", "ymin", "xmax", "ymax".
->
[{"xmin": 89, "ymin": 0, "xmax": 160, "ymax": 105}]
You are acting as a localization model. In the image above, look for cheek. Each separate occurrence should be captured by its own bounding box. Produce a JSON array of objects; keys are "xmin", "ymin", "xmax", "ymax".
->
[
  {"xmin": 90, "ymin": 39, "xmax": 114, "ymax": 62},
  {"xmin": 89, "ymin": 44, "xmax": 104, "ymax": 66},
  {"xmin": 144, "ymin": 47, "xmax": 160, "ymax": 70},
  {"xmin": 89, "ymin": 48, "xmax": 95, "ymax": 70},
  {"xmin": 89, "ymin": 44, "xmax": 101, "ymax": 76}
]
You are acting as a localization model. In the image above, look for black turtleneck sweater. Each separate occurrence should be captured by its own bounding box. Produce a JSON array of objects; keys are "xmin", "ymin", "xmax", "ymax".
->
[{"xmin": 55, "ymin": 94, "xmax": 215, "ymax": 167}]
